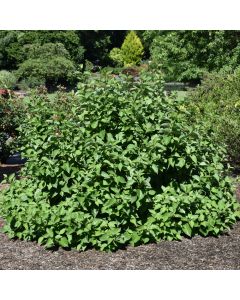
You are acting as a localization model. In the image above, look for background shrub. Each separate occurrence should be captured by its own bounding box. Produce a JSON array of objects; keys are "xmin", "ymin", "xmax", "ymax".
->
[
  {"xmin": 149, "ymin": 31, "xmax": 240, "ymax": 82},
  {"xmin": 17, "ymin": 77, "xmax": 46, "ymax": 90},
  {"xmin": 109, "ymin": 48, "xmax": 124, "ymax": 67},
  {"xmin": 84, "ymin": 60, "xmax": 94, "ymax": 72},
  {"xmin": 0, "ymin": 71, "xmax": 239, "ymax": 251},
  {"xmin": 187, "ymin": 68, "xmax": 240, "ymax": 165},
  {"xmin": 0, "ymin": 70, "xmax": 17, "ymax": 89},
  {"xmin": 16, "ymin": 43, "xmax": 76, "ymax": 88}
]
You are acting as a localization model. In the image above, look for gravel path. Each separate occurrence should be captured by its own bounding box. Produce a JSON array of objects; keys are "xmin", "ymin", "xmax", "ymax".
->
[{"xmin": 0, "ymin": 155, "xmax": 240, "ymax": 270}]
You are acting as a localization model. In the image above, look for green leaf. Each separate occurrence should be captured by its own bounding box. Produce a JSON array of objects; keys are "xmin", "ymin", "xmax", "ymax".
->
[
  {"xmin": 152, "ymin": 164, "xmax": 158, "ymax": 174},
  {"xmin": 177, "ymin": 158, "xmax": 185, "ymax": 168},
  {"xmin": 117, "ymin": 176, "xmax": 126, "ymax": 184},
  {"xmin": 145, "ymin": 98, "xmax": 152, "ymax": 105},
  {"xmin": 190, "ymin": 155, "xmax": 197, "ymax": 164},
  {"xmin": 62, "ymin": 185, "xmax": 69, "ymax": 193},
  {"xmin": 117, "ymin": 163, "xmax": 123, "ymax": 171},
  {"xmin": 46, "ymin": 238, "xmax": 54, "ymax": 248},
  {"xmin": 75, "ymin": 149, "xmax": 81, "ymax": 155},
  {"xmin": 38, "ymin": 236, "xmax": 45, "ymax": 244},
  {"xmin": 168, "ymin": 157, "xmax": 174, "ymax": 167},
  {"xmin": 162, "ymin": 136, "xmax": 171, "ymax": 145},
  {"xmin": 99, "ymin": 234, "xmax": 110, "ymax": 242},
  {"xmin": 131, "ymin": 232, "xmax": 141, "ymax": 244},
  {"xmin": 59, "ymin": 237, "xmax": 69, "ymax": 247},
  {"xmin": 46, "ymin": 228, "xmax": 54, "ymax": 237},
  {"xmin": 149, "ymin": 190, "xmax": 156, "ymax": 195},
  {"xmin": 101, "ymin": 171, "xmax": 110, "ymax": 178},
  {"xmin": 213, "ymin": 173, "xmax": 220, "ymax": 182},
  {"xmin": 63, "ymin": 162, "xmax": 71, "ymax": 173},
  {"xmin": 182, "ymin": 224, "xmax": 192, "ymax": 237},
  {"xmin": 59, "ymin": 228, "xmax": 66, "ymax": 234},
  {"xmin": 91, "ymin": 121, "xmax": 98, "ymax": 129}
]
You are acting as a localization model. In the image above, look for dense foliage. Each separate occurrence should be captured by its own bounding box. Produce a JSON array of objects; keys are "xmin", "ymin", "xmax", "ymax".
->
[
  {"xmin": 16, "ymin": 43, "xmax": 76, "ymax": 88},
  {"xmin": 0, "ymin": 71, "xmax": 239, "ymax": 251},
  {"xmin": 0, "ymin": 30, "xmax": 126, "ymax": 70},
  {"xmin": 0, "ymin": 30, "xmax": 85, "ymax": 70},
  {"xmin": 2, "ymin": 30, "xmax": 240, "ymax": 84},
  {"xmin": 0, "ymin": 30, "xmax": 127, "ymax": 88},
  {"xmin": 149, "ymin": 30, "xmax": 240, "ymax": 81},
  {"xmin": 188, "ymin": 68, "xmax": 240, "ymax": 164}
]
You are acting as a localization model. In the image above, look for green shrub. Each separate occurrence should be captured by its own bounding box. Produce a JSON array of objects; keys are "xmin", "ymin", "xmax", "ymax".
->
[
  {"xmin": 84, "ymin": 60, "xmax": 94, "ymax": 72},
  {"xmin": 0, "ymin": 70, "xmax": 17, "ymax": 89},
  {"xmin": 0, "ymin": 71, "xmax": 239, "ymax": 251},
  {"xmin": 109, "ymin": 48, "xmax": 124, "ymax": 67},
  {"xmin": 149, "ymin": 31, "xmax": 206, "ymax": 81},
  {"xmin": 188, "ymin": 69, "xmax": 240, "ymax": 164},
  {"xmin": 17, "ymin": 77, "xmax": 46, "ymax": 90},
  {"xmin": 16, "ymin": 43, "xmax": 76, "ymax": 88},
  {"xmin": 24, "ymin": 42, "xmax": 71, "ymax": 60},
  {"xmin": 149, "ymin": 30, "xmax": 240, "ymax": 82}
]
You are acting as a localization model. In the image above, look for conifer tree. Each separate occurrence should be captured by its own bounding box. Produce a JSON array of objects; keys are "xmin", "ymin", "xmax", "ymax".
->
[{"xmin": 121, "ymin": 31, "xmax": 144, "ymax": 66}]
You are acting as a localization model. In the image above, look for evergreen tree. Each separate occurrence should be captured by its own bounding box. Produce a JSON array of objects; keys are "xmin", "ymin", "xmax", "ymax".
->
[{"xmin": 121, "ymin": 31, "xmax": 144, "ymax": 66}]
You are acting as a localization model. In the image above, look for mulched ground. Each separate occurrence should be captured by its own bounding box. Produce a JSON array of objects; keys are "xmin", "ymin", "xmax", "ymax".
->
[{"xmin": 0, "ymin": 157, "xmax": 240, "ymax": 270}]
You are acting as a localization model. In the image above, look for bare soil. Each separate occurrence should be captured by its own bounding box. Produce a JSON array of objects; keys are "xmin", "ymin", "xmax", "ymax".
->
[{"xmin": 0, "ymin": 159, "xmax": 240, "ymax": 270}]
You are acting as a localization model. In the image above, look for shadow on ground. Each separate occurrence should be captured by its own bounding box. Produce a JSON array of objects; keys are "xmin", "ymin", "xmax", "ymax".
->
[{"xmin": 0, "ymin": 153, "xmax": 25, "ymax": 182}]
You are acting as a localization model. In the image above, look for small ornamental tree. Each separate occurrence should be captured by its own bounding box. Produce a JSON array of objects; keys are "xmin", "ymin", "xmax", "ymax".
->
[
  {"xmin": 121, "ymin": 31, "xmax": 144, "ymax": 66},
  {"xmin": 109, "ymin": 31, "xmax": 144, "ymax": 67}
]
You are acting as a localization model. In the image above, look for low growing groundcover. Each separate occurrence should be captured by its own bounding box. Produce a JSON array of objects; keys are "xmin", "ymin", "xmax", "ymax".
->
[{"xmin": 0, "ymin": 71, "xmax": 239, "ymax": 252}]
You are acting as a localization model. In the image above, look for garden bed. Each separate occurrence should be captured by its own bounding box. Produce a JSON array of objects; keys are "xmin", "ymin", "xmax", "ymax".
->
[
  {"xmin": 0, "ymin": 159, "xmax": 240, "ymax": 269},
  {"xmin": 0, "ymin": 216, "xmax": 240, "ymax": 270}
]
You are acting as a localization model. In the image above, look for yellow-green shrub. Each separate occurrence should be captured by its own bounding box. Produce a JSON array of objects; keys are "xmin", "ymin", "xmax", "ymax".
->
[{"xmin": 109, "ymin": 31, "xmax": 144, "ymax": 67}]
